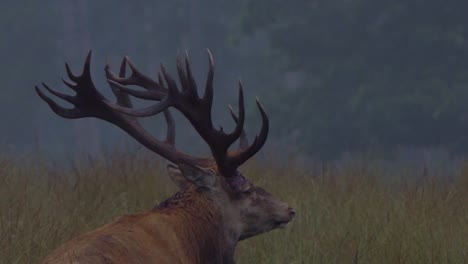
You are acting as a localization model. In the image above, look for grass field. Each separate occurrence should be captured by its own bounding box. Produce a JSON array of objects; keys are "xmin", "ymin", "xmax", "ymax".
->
[{"xmin": 0, "ymin": 151, "xmax": 467, "ymax": 263}]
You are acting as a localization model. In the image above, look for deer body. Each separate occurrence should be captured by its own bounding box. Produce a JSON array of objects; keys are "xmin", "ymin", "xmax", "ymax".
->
[
  {"xmin": 37, "ymin": 51, "xmax": 294, "ymax": 263},
  {"xmin": 43, "ymin": 188, "xmax": 228, "ymax": 263}
]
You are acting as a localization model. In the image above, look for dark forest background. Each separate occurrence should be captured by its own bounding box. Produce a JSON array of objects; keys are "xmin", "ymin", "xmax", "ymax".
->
[{"xmin": 2, "ymin": 0, "xmax": 468, "ymax": 161}]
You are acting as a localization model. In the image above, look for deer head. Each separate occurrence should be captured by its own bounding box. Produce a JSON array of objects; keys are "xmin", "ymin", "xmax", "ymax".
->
[{"xmin": 37, "ymin": 50, "xmax": 295, "ymax": 263}]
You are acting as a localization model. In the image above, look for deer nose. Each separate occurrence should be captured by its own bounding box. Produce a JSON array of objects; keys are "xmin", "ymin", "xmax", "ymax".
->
[{"xmin": 289, "ymin": 208, "xmax": 296, "ymax": 218}]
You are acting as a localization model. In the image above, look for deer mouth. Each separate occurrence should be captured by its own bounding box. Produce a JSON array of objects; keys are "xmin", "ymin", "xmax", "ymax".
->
[
  {"xmin": 273, "ymin": 208, "xmax": 295, "ymax": 228},
  {"xmin": 273, "ymin": 218, "xmax": 292, "ymax": 228}
]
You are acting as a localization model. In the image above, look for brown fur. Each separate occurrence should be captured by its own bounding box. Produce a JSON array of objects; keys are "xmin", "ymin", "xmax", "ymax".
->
[
  {"xmin": 43, "ymin": 187, "xmax": 229, "ymax": 264},
  {"xmin": 42, "ymin": 166, "xmax": 294, "ymax": 264}
]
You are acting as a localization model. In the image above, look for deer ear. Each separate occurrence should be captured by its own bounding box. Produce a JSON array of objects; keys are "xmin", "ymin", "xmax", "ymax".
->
[
  {"xmin": 167, "ymin": 164, "xmax": 190, "ymax": 189},
  {"xmin": 176, "ymin": 163, "xmax": 216, "ymax": 189}
]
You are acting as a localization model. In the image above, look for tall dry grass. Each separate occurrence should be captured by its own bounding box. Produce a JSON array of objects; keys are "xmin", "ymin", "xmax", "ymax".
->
[{"xmin": 0, "ymin": 151, "xmax": 467, "ymax": 263}]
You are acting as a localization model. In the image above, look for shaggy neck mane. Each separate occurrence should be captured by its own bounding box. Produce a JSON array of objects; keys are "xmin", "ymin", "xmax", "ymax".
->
[{"xmin": 154, "ymin": 187, "xmax": 236, "ymax": 264}]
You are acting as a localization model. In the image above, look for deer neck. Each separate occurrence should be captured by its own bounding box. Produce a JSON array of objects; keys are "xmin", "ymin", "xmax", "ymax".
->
[{"xmin": 155, "ymin": 188, "xmax": 239, "ymax": 264}]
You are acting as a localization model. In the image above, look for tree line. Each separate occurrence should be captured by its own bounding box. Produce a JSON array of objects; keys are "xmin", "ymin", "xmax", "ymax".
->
[{"xmin": 1, "ymin": 0, "xmax": 468, "ymax": 159}]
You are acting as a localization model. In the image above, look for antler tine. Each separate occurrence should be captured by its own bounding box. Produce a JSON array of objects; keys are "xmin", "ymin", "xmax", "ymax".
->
[
  {"xmin": 35, "ymin": 85, "xmax": 81, "ymax": 119},
  {"xmin": 107, "ymin": 79, "xmax": 163, "ymax": 100},
  {"xmin": 105, "ymin": 57, "xmax": 166, "ymax": 101},
  {"xmin": 119, "ymin": 56, "xmax": 127, "ymax": 77},
  {"xmin": 41, "ymin": 82, "xmax": 76, "ymax": 104},
  {"xmin": 164, "ymin": 110, "xmax": 175, "ymax": 146},
  {"xmin": 65, "ymin": 63, "xmax": 79, "ymax": 83},
  {"xmin": 223, "ymin": 81, "xmax": 245, "ymax": 146},
  {"xmin": 158, "ymin": 71, "xmax": 164, "ymax": 86},
  {"xmin": 228, "ymin": 98, "xmax": 269, "ymax": 169},
  {"xmin": 107, "ymin": 57, "xmax": 132, "ymax": 108},
  {"xmin": 104, "ymin": 62, "xmax": 182, "ymax": 117},
  {"xmin": 183, "ymin": 50, "xmax": 199, "ymax": 99},
  {"xmin": 176, "ymin": 51, "xmax": 190, "ymax": 92},
  {"xmin": 160, "ymin": 63, "xmax": 180, "ymax": 94},
  {"xmin": 203, "ymin": 49, "xmax": 214, "ymax": 112},
  {"xmin": 62, "ymin": 78, "xmax": 78, "ymax": 91},
  {"xmin": 107, "ymin": 56, "xmax": 162, "ymax": 91},
  {"xmin": 104, "ymin": 54, "xmax": 204, "ymax": 118},
  {"xmin": 229, "ymin": 104, "xmax": 248, "ymax": 150},
  {"xmin": 83, "ymin": 51, "xmax": 92, "ymax": 74},
  {"xmin": 35, "ymin": 51, "xmax": 99, "ymax": 119}
]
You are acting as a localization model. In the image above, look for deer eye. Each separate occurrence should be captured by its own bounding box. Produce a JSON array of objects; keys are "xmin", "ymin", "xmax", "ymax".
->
[{"xmin": 242, "ymin": 186, "xmax": 255, "ymax": 194}]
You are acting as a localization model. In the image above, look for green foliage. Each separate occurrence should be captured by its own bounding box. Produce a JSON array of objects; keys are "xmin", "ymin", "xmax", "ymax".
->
[{"xmin": 1, "ymin": 151, "xmax": 467, "ymax": 263}]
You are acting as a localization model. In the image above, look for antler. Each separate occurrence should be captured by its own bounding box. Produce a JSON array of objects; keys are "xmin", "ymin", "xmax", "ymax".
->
[
  {"xmin": 36, "ymin": 50, "xmax": 268, "ymax": 176},
  {"xmin": 105, "ymin": 50, "xmax": 268, "ymax": 176},
  {"xmin": 35, "ymin": 51, "xmax": 212, "ymax": 167}
]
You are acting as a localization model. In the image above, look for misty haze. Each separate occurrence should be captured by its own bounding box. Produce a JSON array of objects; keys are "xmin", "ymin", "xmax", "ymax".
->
[{"xmin": 1, "ymin": 1, "xmax": 468, "ymax": 263}]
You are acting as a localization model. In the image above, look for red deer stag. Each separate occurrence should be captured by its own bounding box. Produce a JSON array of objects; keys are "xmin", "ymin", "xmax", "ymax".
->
[{"xmin": 36, "ymin": 50, "xmax": 295, "ymax": 264}]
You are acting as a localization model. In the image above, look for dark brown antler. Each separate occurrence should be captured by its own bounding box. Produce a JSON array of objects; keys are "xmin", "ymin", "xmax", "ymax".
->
[
  {"xmin": 36, "ymin": 50, "xmax": 268, "ymax": 176},
  {"xmin": 105, "ymin": 50, "xmax": 269, "ymax": 176},
  {"xmin": 229, "ymin": 104, "xmax": 248, "ymax": 150},
  {"xmin": 35, "ymin": 51, "xmax": 212, "ymax": 167}
]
